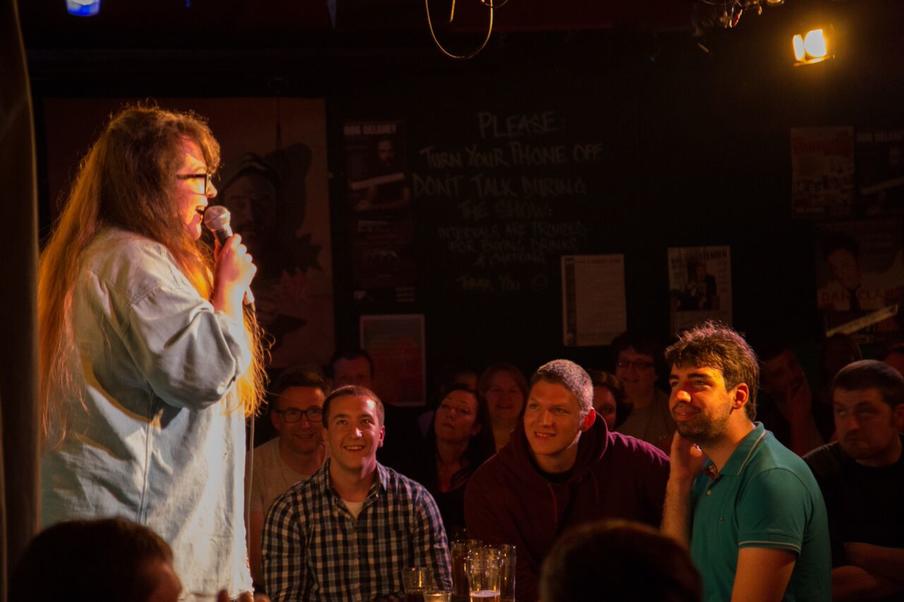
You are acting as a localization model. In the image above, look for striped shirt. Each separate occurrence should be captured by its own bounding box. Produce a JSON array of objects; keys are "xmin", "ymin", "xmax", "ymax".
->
[{"xmin": 263, "ymin": 459, "xmax": 452, "ymax": 601}]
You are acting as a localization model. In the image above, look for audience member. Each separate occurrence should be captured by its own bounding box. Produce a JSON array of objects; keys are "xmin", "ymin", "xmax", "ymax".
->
[
  {"xmin": 757, "ymin": 340, "xmax": 832, "ymax": 455},
  {"xmin": 417, "ymin": 363, "xmax": 481, "ymax": 436},
  {"xmin": 263, "ymin": 385, "xmax": 451, "ymax": 600},
  {"xmin": 539, "ymin": 519, "xmax": 701, "ymax": 602},
  {"xmin": 662, "ymin": 322, "xmax": 830, "ymax": 602},
  {"xmin": 478, "ymin": 362, "xmax": 529, "ymax": 451},
  {"xmin": 588, "ymin": 369, "xmax": 631, "ymax": 430},
  {"xmin": 330, "ymin": 348, "xmax": 375, "ymax": 388},
  {"xmin": 612, "ymin": 331, "xmax": 675, "ymax": 452},
  {"xmin": 248, "ymin": 368, "xmax": 329, "ymax": 585},
  {"xmin": 805, "ymin": 360, "xmax": 904, "ymax": 601},
  {"xmin": 465, "ymin": 359, "xmax": 669, "ymax": 602},
  {"xmin": 402, "ymin": 384, "xmax": 494, "ymax": 537},
  {"xmin": 11, "ymin": 518, "xmax": 181, "ymax": 602}
]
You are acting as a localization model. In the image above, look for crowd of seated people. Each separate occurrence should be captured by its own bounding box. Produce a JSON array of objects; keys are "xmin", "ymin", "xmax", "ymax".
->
[{"xmin": 20, "ymin": 329, "xmax": 904, "ymax": 602}]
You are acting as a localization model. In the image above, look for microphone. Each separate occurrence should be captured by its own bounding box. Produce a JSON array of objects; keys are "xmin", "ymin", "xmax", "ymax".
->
[
  {"xmin": 203, "ymin": 205, "xmax": 255, "ymax": 306},
  {"xmin": 202, "ymin": 205, "xmax": 234, "ymax": 244}
]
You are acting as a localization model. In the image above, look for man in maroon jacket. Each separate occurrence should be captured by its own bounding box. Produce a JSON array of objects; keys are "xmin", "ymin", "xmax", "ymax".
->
[{"xmin": 464, "ymin": 359, "xmax": 670, "ymax": 602}]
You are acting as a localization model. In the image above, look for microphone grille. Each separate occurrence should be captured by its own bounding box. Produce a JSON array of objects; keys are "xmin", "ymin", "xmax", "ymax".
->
[{"xmin": 203, "ymin": 205, "xmax": 231, "ymax": 231}]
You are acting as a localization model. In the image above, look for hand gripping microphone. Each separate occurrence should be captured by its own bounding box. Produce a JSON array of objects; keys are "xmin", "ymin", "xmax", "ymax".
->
[{"xmin": 203, "ymin": 205, "xmax": 255, "ymax": 306}]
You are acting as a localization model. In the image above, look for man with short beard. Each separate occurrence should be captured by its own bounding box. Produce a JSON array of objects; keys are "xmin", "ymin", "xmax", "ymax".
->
[
  {"xmin": 661, "ymin": 322, "xmax": 830, "ymax": 602},
  {"xmin": 805, "ymin": 360, "xmax": 904, "ymax": 601}
]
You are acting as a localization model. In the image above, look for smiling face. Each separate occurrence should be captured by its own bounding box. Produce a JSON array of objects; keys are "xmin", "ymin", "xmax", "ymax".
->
[
  {"xmin": 272, "ymin": 385, "xmax": 326, "ymax": 456},
  {"xmin": 833, "ymin": 387, "xmax": 904, "ymax": 467},
  {"xmin": 434, "ymin": 389, "xmax": 480, "ymax": 444},
  {"xmin": 325, "ymin": 394, "xmax": 384, "ymax": 476},
  {"xmin": 669, "ymin": 365, "xmax": 747, "ymax": 445},
  {"xmin": 523, "ymin": 379, "xmax": 594, "ymax": 473},
  {"xmin": 485, "ymin": 370, "xmax": 526, "ymax": 427},
  {"xmin": 173, "ymin": 137, "xmax": 216, "ymax": 240}
]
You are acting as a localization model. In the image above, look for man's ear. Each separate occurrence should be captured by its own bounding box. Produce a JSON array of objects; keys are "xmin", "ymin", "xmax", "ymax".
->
[
  {"xmin": 378, "ymin": 425, "xmax": 385, "ymax": 449},
  {"xmin": 732, "ymin": 383, "xmax": 750, "ymax": 411},
  {"xmin": 270, "ymin": 410, "xmax": 282, "ymax": 434},
  {"xmin": 581, "ymin": 408, "xmax": 597, "ymax": 431}
]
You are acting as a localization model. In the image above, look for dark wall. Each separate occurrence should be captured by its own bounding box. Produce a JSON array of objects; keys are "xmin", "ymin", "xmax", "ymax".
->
[{"xmin": 25, "ymin": 0, "xmax": 904, "ymax": 394}]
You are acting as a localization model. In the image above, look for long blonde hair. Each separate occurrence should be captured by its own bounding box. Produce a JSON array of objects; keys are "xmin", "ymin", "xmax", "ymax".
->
[{"xmin": 38, "ymin": 105, "xmax": 267, "ymax": 444}]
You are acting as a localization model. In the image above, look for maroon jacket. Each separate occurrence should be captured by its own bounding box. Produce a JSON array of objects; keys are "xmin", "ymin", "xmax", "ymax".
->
[{"xmin": 464, "ymin": 415, "xmax": 669, "ymax": 602}]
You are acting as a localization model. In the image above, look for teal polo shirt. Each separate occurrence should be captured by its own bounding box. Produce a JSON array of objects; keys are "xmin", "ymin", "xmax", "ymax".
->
[{"xmin": 689, "ymin": 423, "xmax": 831, "ymax": 602}]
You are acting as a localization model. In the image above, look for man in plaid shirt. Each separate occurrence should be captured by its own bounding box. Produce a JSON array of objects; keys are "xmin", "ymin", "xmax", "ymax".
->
[{"xmin": 262, "ymin": 385, "xmax": 452, "ymax": 601}]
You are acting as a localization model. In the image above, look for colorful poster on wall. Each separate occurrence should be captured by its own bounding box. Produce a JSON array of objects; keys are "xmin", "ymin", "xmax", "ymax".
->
[
  {"xmin": 42, "ymin": 98, "xmax": 335, "ymax": 370},
  {"xmin": 360, "ymin": 314, "xmax": 426, "ymax": 407},
  {"xmin": 815, "ymin": 219, "xmax": 904, "ymax": 342},
  {"xmin": 561, "ymin": 254, "xmax": 626, "ymax": 346},
  {"xmin": 791, "ymin": 127, "xmax": 855, "ymax": 218},
  {"xmin": 668, "ymin": 246, "xmax": 732, "ymax": 334},
  {"xmin": 344, "ymin": 121, "xmax": 417, "ymax": 304}
]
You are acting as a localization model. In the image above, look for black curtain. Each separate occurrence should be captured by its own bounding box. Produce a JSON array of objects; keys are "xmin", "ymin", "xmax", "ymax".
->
[{"xmin": 0, "ymin": 1, "xmax": 40, "ymax": 600}]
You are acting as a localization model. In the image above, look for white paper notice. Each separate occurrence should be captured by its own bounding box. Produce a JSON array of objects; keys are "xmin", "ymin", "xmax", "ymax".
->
[{"xmin": 562, "ymin": 255, "xmax": 627, "ymax": 346}]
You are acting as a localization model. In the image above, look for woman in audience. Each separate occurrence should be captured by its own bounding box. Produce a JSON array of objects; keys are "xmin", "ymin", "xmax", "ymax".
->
[
  {"xmin": 588, "ymin": 370, "xmax": 631, "ymax": 430},
  {"xmin": 405, "ymin": 384, "xmax": 493, "ymax": 537},
  {"xmin": 478, "ymin": 362, "xmax": 529, "ymax": 451}
]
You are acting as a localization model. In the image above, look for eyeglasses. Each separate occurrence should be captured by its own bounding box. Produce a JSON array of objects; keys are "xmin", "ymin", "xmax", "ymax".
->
[
  {"xmin": 616, "ymin": 359, "xmax": 655, "ymax": 370},
  {"xmin": 176, "ymin": 172, "xmax": 216, "ymax": 195},
  {"xmin": 273, "ymin": 407, "xmax": 323, "ymax": 423}
]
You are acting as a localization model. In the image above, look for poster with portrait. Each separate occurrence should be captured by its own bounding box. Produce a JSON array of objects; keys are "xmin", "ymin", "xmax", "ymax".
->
[
  {"xmin": 668, "ymin": 246, "xmax": 732, "ymax": 334},
  {"xmin": 815, "ymin": 219, "xmax": 904, "ymax": 342},
  {"xmin": 359, "ymin": 314, "xmax": 426, "ymax": 407},
  {"xmin": 42, "ymin": 98, "xmax": 335, "ymax": 371},
  {"xmin": 791, "ymin": 127, "xmax": 855, "ymax": 218},
  {"xmin": 343, "ymin": 120, "xmax": 417, "ymax": 303}
]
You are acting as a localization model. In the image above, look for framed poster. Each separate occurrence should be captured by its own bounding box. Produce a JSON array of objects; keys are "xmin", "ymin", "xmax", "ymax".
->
[{"xmin": 668, "ymin": 246, "xmax": 732, "ymax": 334}]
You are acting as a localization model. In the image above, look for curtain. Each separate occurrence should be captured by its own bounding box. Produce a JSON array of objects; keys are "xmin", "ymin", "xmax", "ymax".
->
[{"xmin": 0, "ymin": 1, "xmax": 41, "ymax": 600}]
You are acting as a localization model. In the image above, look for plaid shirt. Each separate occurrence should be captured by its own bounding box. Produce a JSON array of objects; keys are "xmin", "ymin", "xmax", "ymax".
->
[{"xmin": 263, "ymin": 459, "xmax": 452, "ymax": 601}]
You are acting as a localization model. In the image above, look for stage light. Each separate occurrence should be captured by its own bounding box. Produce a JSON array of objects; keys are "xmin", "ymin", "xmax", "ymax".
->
[
  {"xmin": 66, "ymin": 0, "xmax": 101, "ymax": 17},
  {"xmin": 793, "ymin": 28, "xmax": 830, "ymax": 65}
]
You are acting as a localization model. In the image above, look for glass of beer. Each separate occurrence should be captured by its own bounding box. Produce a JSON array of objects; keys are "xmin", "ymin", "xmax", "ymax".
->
[
  {"xmin": 403, "ymin": 566, "xmax": 429, "ymax": 602},
  {"xmin": 493, "ymin": 544, "xmax": 515, "ymax": 602},
  {"xmin": 467, "ymin": 547, "xmax": 501, "ymax": 602}
]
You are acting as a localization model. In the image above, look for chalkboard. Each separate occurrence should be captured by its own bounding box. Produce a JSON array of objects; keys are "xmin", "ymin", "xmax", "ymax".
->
[{"xmin": 412, "ymin": 105, "xmax": 628, "ymax": 298}]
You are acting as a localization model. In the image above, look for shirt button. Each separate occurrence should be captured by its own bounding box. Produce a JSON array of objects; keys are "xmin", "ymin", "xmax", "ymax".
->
[{"xmin": 706, "ymin": 489, "xmax": 712, "ymax": 496}]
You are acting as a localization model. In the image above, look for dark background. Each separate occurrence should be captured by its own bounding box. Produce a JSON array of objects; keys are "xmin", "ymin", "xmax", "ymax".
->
[{"xmin": 19, "ymin": 0, "xmax": 904, "ymax": 395}]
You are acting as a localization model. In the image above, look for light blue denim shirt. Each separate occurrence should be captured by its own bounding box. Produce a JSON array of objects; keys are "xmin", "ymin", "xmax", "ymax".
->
[{"xmin": 41, "ymin": 228, "xmax": 254, "ymax": 599}]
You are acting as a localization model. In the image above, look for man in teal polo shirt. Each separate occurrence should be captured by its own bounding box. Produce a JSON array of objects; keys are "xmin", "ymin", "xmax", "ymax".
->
[{"xmin": 661, "ymin": 322, "xmax": 831, "ymax": 601}]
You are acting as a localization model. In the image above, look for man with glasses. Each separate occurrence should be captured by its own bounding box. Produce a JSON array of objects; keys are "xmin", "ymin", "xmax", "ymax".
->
[{"xmin": 249, "ymin": 368, "xmax": 329, "ymax": 585}]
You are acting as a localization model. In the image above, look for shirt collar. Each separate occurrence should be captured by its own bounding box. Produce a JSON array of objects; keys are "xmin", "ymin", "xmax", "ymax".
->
[
  {"xmin": 708, "ymin": 422, "xmax": 767, "ymax": 477},
  {"xmin": 316, "ymin": 458, "xmax": 387, "ymax": 501}
]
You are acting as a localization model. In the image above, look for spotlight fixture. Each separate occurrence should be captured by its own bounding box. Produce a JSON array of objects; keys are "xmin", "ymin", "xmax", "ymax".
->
[
  {"xmin": 793, "ymin": 27, "xmax": 832, "ymax": 65},
  {"xmin": 66, "ymin": 0, "xmax": 101, "ymax": 17}
]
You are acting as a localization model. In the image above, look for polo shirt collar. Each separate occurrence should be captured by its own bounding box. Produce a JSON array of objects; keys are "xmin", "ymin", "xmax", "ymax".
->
[{"xmin": 710, "ymin": 422, "xmax": 767, "ymax": 477}]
